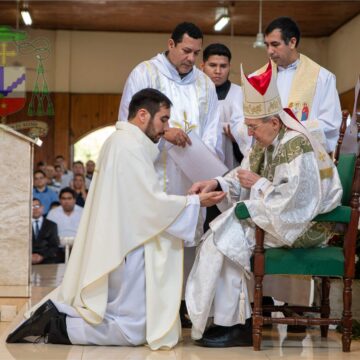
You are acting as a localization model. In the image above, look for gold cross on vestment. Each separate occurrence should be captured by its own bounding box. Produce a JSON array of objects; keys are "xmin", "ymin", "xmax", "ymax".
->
[
  {"xmin": 182, "ymin": 112, "xmax": 197, "ymax": 133},
  {"xmin": 172, "ymin": 112, "xmax": 197, "ymax": 133},
  {"xmin": 318, "ymin": 152, "xmax": 327, "ymax": 162},
  {"xmin": 0, "ymin": 43, "xmax": 16, "ymax": 66}
]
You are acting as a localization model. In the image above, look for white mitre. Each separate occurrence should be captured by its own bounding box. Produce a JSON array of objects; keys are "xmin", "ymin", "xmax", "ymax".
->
[
  {"xmin": 241, "ymin": 61, "xmax": 334, "ymax": 174},
  {"xmin": 240, "ymin": 61, "xmax": 282, "ymax": 119}
]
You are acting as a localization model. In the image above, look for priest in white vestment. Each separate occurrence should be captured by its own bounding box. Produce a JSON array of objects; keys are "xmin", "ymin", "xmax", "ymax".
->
[
  {"xmin": 201, "ymin": 43, "xmax": 252, "ymax": 170},
  {"xmin": 6, "ymin": 89, "xmax": 225, "ymax": 350},
  {"xmin": 185, "ymin": 62, "xmax": 342, "ymax": 347},
  {"xmin": 119, "ymin": 23, "xmax": 223, "ymax": 196},
  {"xmin": 256, "ymin": 16, "xmax": 341, "ymax": 153},
  {"xmin": 118, "ymin": 23, "xmax": 224, "ymax": 317}
]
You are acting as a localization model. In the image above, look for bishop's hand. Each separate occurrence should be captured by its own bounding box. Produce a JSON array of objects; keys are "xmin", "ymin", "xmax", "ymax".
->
[{"xmin": 237, "ymin": 169, "xmax": 261, "ymax": 189}]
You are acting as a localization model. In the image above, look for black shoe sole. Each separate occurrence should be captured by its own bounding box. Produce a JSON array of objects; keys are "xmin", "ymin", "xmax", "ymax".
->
[
  {"xmin": 194, "ymin": 336, "xmax": 253, "ymax": 348},
  {"xmin": 287, "ymin": 325, "xmax": 307, "ymax": 333}
]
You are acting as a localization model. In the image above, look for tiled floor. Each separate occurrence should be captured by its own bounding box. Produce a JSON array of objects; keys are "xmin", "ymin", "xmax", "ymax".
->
[{"xmin": 0, "ymin": 264, "xmax": 359, "ymax": 359}]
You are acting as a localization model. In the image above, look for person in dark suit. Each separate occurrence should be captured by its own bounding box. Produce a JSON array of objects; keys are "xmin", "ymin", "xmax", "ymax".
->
[{"xmin": 32, "ymin": 198, "xmax": 60, "ymax": 264}]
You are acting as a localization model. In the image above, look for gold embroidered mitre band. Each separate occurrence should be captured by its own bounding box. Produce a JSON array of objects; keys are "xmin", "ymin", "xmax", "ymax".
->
[{"xmin": 241, "ymin": 62, "xmax": 282, "ymax": 119}]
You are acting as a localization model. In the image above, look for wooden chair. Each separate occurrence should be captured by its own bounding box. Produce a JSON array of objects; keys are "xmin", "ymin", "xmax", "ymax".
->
[{"xmin": 235, "ymin": 107, "xmax": 360, "ymax": 352}]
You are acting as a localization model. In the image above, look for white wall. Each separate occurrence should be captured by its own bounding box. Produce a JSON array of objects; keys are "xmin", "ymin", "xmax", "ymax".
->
[
  {"xmin": 327, "ymin": 14, "xmax": 360, "ymax": 93},
  {"xmin": 7, "ymin": 29, "xmax": 56, "ymax": 92}
]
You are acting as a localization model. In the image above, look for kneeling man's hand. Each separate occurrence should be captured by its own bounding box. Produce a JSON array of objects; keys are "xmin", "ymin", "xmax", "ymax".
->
[
  {"xmin": 163, "ymin": 128, "xmax": 191, "ymax": 147},
  {"xmin": 188, "ymin": 179, "xmax": 218, "ymax": 194},
  {"xmin": 199, "ymin": 191, "xmax": 226, "ymax": 207}
]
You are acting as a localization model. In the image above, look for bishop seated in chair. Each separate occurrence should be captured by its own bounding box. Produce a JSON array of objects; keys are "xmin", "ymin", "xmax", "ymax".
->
[{"xmin": 185, "ymin": 61, "xmax": 343, "ymax": 348}]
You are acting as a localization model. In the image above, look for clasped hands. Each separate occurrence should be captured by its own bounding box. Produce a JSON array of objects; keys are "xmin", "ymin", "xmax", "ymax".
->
[
  {"xmin": 187, "ymin": 179, "xmax": 225, "ymax": 207},
  {"xmin": 188, "ymin": 169, "xmax": 261, "ymax": 207}
]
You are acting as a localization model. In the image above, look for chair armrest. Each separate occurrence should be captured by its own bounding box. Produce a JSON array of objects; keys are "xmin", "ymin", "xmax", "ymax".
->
[
  {"xmin": 235, "ymin": 202, "xmax": 250, "ymax": 219},
  {"xmin": 236, "ymin": 202, "xmax": 351, "ymax": 223},
  {"xmin": 313, "ymin": 206, "xmax": 351, "ymax": 223}
]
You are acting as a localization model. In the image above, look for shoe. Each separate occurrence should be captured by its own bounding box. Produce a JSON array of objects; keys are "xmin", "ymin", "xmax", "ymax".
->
[
  {"xmin": 194, "ymin": 318, "xmax": 253, "ymax": 347},
  {"xmin": 262, "ymin": 296, "xmax": 274, "ymax": 317},
  {"xmin": 6, "ymin": 300, "xmax": 60, "ymax": 343},
  {"xmin": 283, "ymin": 308, "xmax": 307, "ymax": 333},
  {"xmin": 287, "ymin": 324, "xmax": 307, "ymax": 333},
  {"xmin": 47, "ymin": 313, "xmax": 71, "ymax": 345},
  {"xmin": 202, "ymin": 325, "xmax": 225, "ymax": 337},
  {"xmin": 180, "ymin": 300, "xmax": 192, "ymax": 328}
]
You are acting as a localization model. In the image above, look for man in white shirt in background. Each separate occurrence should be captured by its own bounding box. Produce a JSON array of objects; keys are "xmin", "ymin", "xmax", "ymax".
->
[
  {"xmin": 202, "ymin": 43, "xmax": 252, "ymax": 169},
  {"xmin": 47, "ymin": 187, "xmax": 83, "ymax": 262},
  {"xmin": 47, "ymin": 187, "xmax": 83, "ymax": 238}
]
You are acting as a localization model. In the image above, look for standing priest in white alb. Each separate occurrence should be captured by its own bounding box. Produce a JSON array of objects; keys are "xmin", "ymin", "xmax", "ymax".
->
[
  {"xmin": 119, "ymin": 22, "xmax": 223, "ymax": 195},
  {"xmin": 258, "ymin": 16, "xmax": 341, "ymax": 153},
  {"xmin": 202, "ymin": 43, "xmax": 252, "ymax": 170},
  {"xmin": 6, "ymin": 89, "xmax": 226, "ymax": 349},
  {"xmin": 257, "ymin": 16, "xmax": 342, "ymax": 311},
  {"xmin": 185, "ymin": 62, "xmax": 342, "ymax": 347}
]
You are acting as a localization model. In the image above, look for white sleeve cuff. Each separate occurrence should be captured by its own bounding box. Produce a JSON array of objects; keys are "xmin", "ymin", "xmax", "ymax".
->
[
  {"xmin": 215, "ymin": 176, "xmax": 228, "ymax": 192},
  {"xmin": 187, "ymin": 194, "xmax": 200, "ymax": 206},
  {"xmin": 250, "ymin": 177, "xmax": 272, "ymax": 199}
]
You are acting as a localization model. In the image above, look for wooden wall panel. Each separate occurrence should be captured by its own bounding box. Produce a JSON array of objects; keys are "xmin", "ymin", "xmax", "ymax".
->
[
  {"xmin": 54, "ymin": 93, "xmax": 71, "ymax": 164},
  {"xmin": 4, "ymin": 89, "xmax": 356, "ymax": 169},
  {"xmin": 340, "ymin": 87, "xmax": 355, "ymax": 114},
  {"xmin": 1, "ymin": 1, "xmax": 360, "ymax": 37},
  {"xmin": 3, "ymin": 92, "xmax": 121, "ymax": 168},
  {"xmin": 100, "ymin": 94, "xmax": 121, "ymax": 129},
  {"xmin": 70, "ymin": 93, "xmax": 120, "ymax": 142}
]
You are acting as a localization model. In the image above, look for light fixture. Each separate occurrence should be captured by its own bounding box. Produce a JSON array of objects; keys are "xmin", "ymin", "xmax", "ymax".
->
[
  {"xmin": 253, "ymin": 0, "xmax": 266, "ymax": 48},
  {"xmin": 21, "ymin": 10, "xmax": 32, "ymax": 26},
  {"xmin": 214, "ymin": 15, "xmax": 230, "ymax": 32}
]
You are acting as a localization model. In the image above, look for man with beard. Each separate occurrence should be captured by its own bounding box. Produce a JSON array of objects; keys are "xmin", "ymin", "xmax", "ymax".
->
[{"xmin": 7, "ymin": 88, "xmax": 225, "ymax": 349}]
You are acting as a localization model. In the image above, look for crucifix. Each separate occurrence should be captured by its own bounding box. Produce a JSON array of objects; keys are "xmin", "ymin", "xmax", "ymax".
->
[{"xmin": 0, "ymin": 43, "xmax": 16, "ymax": 66}]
